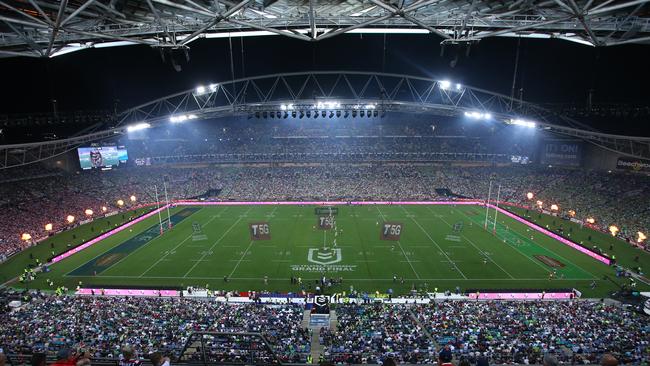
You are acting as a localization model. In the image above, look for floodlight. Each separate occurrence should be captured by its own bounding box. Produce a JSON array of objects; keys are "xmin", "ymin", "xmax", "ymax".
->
[
  {"xmin": 464, "ymin": 111, "xmax": 492, "ymax": 120},
  {"xmin": 126, "ymin": 122, "xmax": 151, "ymax": 132},
  {"xmin": 510, "ymin": 119, "xmax": 536, "ymax": 128},
  {"xmin": 439, "ymin": 80, "xmax": 451, "ymax": 90},
  {"xmin": 196, "ymin": 85, "xmax": 206, "ymax": 94}
]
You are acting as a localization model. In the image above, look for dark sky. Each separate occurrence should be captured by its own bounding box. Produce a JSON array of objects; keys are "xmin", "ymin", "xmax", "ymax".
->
[{"xmin": 0, "ymin": 34, "xmax": 648, "ymax": 131}]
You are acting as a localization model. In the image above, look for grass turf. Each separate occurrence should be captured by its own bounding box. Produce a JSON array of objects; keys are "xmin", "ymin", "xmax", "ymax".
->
[{"xmin": 6, "ymin": 204, "xmax": 649, "ymax": 297}]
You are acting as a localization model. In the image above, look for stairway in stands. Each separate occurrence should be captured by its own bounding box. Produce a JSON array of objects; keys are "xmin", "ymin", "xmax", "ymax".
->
[{"xmin": 304, "ymin": 309, "xmax": 338, "ymax": 363}]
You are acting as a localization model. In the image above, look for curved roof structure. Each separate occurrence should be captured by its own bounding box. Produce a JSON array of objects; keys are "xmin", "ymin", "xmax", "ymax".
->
[
  {"xmin": 0, "ymin": 0, "xmax": 649, "ymax": 58},
  {"xmin": 1, "ymin": 71, "xmax": 649, "ymax": 169}
]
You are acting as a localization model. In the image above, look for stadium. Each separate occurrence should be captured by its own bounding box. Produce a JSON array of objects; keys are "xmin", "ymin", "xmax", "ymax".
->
[{"xmin": 1, "ymin": 1, "xmax": 650, "ymax": 365}]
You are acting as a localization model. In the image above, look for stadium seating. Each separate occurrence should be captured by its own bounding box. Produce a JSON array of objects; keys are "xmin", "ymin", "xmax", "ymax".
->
[
  {"xmin": 1, "ymin": 162, "xmax": 648, "ymax": 261},
  {"xmin": 0, "ymin": 290, "xmax": 647, "ymax": 364}
]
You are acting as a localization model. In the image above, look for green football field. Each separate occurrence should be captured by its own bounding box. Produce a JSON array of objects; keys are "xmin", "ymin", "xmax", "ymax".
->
[{"xmin": 9, "ymin": 203, "xmax": 648, "ymax": 297}]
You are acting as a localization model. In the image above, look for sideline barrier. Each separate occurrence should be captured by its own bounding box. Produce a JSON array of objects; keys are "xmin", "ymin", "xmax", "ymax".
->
[
  {"xmin": 51, "ymin": 205, "xmax": 169, "ymax": 264},
  {"xmin": 173, "ymin": 200, "xmax": 480, "ymax": 205},
  {"xmin": 74, "ymin": 288, "xmax": 576, "ymax": 301},
  {"xmin": 488, "ymin": 204, "xmax": 611, "ymax": 265},
  {"xmin": 76, "ymin": 288, "xmax": 179, "ymax": 296},
  {"xmin": 468, "ymin": 292, "xmax": 575, "ymax": 300}
]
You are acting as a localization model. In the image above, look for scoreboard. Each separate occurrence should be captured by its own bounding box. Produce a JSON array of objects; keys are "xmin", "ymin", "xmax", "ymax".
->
[
  {"xmin": 249, "ymin": 222, "xmax": 271, "ymax": 240},
  {"xmin": 381, "ymin": 222, "xmax": 403, "ymax": 241}
]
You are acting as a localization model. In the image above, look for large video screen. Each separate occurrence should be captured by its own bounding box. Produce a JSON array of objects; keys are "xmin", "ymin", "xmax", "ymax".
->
[
  {"xmin": 78, "ymin": 146, "xmax": 121, "ymax": 170},
  {"xmin": 117, "ymin": 146, "xmax": 129, "ymax": 163}
]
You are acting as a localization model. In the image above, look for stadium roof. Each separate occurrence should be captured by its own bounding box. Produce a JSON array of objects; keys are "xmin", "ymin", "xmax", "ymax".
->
[
  {"xmin": 1, "ymin": 70, "xmax": 649, "ymax": 169},
  {"xmin": 0, "ymin": 0, "xmax": 649, "ymax": 58}
]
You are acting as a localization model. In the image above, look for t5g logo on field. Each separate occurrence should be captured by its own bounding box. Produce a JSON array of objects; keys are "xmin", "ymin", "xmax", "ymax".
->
[{"xmin": 308, "ymin": 248, "xmax": 342, "ymax": 265}]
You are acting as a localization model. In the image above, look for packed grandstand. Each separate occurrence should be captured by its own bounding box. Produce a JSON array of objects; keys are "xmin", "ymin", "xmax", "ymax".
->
[
  {"xmin": 2, "ymin": 21, "xmax": 650, "ymax": 366},
  {"xmin": 1, "ymin": 118, "xmax": 648, "ymax": 260},
  {"xmin": 1, "ymin": 116, "xmax": 649, "ymax": 365}
]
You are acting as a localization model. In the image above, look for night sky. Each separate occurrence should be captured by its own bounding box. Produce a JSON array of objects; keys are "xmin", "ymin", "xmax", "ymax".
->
[{"xmin": 0, "ymin": 34, "xmax": 648, "ymax": 133}]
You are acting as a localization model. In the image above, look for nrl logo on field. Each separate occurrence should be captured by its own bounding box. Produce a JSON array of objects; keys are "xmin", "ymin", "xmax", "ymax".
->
[{"xmin": 308, "ymin": 248, "xmax": 342, "ymax": 265}]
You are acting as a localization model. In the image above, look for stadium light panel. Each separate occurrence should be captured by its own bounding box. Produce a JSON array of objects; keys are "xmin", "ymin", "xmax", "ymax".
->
[
  {"xmin": 196, "ymin": 85, "xmax": 206, "ymax": 94},
  {"xmin": 509, "ymin": 119, "xmax": 536, "ymax": 128},
  {"xmin": 439, "ymin": 80, "xmax": 451, "ymax": 90},
  {"xmin": 170, "ymin": 114, "xmax": 197, "ymax": 123},
  {"xmin": 316, "ymin": 101, "xmax": 341, "ymax": 109},
  {"xmin": 464, "ymin": 111, "xmax": 491, "ymax": 120},
  {"xmin": 126, "ymin": 122, "xmax": 151, "ymax": 132}
]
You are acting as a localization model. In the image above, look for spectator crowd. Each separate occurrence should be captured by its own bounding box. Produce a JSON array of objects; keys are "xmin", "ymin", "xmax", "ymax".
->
[
  {"xmin": 0, "ymin": 291, "xmax": 310, "ymax": 363},
  {"xmin": 1, "ymin": 162, "xmax": 648, "ymax": 260},
  {"xmin": 0, "ymin": 291, "xmax": 648, "ymax": 365}
]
